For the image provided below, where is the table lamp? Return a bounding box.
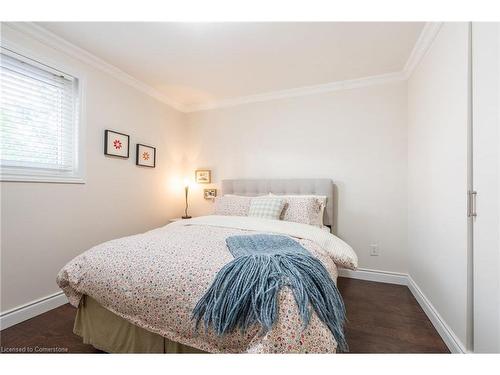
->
[182,178,192,219]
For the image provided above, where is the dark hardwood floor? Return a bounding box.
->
[338,278,448,353]
[0,278,449,354]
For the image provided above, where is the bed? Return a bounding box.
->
[57,178,357,353]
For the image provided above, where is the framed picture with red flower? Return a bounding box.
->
[136,144,156,168]
[104,130,130,158]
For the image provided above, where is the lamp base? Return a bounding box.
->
[181,216,192,219]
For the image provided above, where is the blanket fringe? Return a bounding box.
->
[192,252,348,352]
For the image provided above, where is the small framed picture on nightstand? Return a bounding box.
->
[204,188,217,199]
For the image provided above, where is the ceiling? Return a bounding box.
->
[38,22,425,110]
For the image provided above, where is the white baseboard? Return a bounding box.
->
[407,276,467,353]
[0,291,68,331]
[339,267,408,285]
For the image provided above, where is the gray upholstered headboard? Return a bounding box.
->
[221,179,334,227]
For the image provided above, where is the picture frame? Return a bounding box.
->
[136,144,156,168]
[104,130,130,158]
[204,188,217,200]
[195,170,211,184]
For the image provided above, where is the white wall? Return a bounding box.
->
[407,23,470,350]
[186,81,408,273]
[0,25,187,312]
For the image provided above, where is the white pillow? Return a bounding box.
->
[248,196,286,220]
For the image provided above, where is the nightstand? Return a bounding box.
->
[168,217,192,223]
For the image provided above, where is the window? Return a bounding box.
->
[0,47,84,183]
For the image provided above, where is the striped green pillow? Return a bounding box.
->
[248,196,285,220]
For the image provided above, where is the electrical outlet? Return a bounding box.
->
[369,244,379,256]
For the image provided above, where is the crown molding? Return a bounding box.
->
[184,22,443,112]
[3,22,187,112]
[402,22,443,79]
[183,71,407,112]
[4,22,443,114]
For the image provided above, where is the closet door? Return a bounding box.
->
[472,22,500,353]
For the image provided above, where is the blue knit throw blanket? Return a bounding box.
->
[192,234,348,352]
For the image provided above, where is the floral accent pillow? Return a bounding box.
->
[278,196,324,226]
[213,195,253,216]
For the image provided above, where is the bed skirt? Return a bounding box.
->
[74,295,206,353]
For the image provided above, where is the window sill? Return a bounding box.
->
[0,173,85,184]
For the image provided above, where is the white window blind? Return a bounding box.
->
[0,47,83,183]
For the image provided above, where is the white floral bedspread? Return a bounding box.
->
[57,215,357,353]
